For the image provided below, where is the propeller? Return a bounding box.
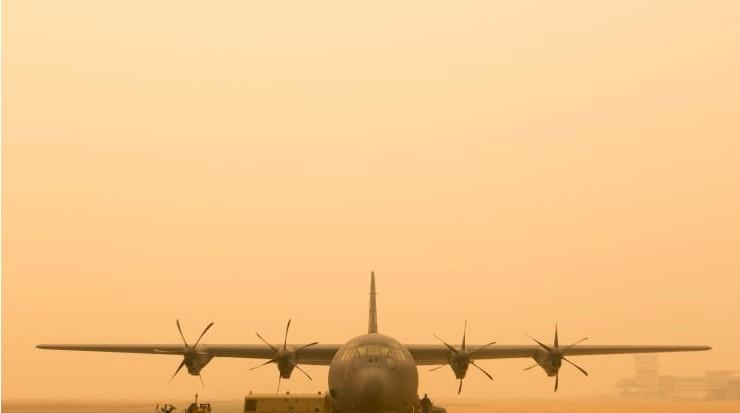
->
[524,323,589,392]
[251,319,318,393]
[429,320,496,394]
[168,319,214,385]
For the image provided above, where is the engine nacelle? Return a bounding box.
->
[531,351,562,377]
[524,325,589,391]
[252,319,319,386]
[429,321,496,395]
[275,350,298,378]
[184,351,213,376]
[447,354,471,379]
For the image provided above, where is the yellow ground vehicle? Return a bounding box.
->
[244,392,329,413]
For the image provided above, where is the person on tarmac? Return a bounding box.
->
[420,393,432,413]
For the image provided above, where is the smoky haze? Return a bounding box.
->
[3,0,740,402]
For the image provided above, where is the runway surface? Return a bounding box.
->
[4,399,740,413]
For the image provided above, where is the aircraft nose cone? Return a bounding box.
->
[364,375,383,400]
[354,368,387,412]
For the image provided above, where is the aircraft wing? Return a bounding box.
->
[406,344,711,365]
[38,343,711,366]
[36,344,341,365]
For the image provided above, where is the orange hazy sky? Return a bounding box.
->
[3,0,740,401]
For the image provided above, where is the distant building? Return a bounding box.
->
[705,371,740,400]
[615,355,740,400]
[616,355,661,398]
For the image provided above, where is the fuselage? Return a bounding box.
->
[328,333,418,413]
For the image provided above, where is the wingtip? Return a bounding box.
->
[691,345,713,351]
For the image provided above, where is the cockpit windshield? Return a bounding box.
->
[337,342,408,361]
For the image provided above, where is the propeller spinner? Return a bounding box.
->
[429,320,496,394]
[250,319,318,393]
[524,323,589,392]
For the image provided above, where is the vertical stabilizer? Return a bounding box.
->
[368,271,378,333]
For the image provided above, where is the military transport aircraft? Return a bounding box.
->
[38,272,710,413]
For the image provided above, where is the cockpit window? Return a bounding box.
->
[338,346,357,361]
[357,344,386,356]
[389,344,408,361]
[341,343,408,360]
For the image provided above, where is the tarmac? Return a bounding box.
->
[4,399,740,413]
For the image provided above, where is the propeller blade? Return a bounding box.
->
[295,364,313,381]
[433,333,459,354]
[469,341,497,356]
[461,320,467,352]
[170,359,187,382]
[562,337,589,353]
[458,378,463,394]
[526,334,553,352]
[295,342,319,353]
[283,319,291,350]
[276,376,282,394]
[176,320,189,347]
[562,356,589,376]
[255,332,278,352]
[523,364,539,371]
[429,365,447,372]
[554,322,559,349]
[198,374,205,387]
[193,322,214,347]
[470,361,493,380]
[250,358,276,370]
[554,373,559,392]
